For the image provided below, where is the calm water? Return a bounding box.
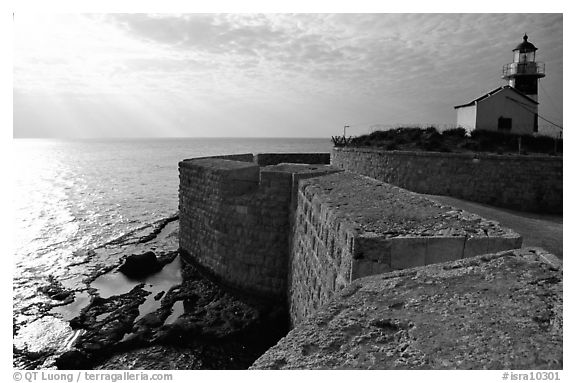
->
[12,138,332,322]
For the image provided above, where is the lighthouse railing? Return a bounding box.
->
[502,62,545,78]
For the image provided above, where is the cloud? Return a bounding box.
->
[13,13,562,138]
[108,14,284,56]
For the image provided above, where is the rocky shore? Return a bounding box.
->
[13,215,288,370]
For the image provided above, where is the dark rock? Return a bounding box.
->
[52,291,72,301]
[82,342,104,352]
[90,296,107,306]
[94,345,204,370]
[56,349,90,370]
[119,251,162,279]
[13,346,50,370]
[33,233,287,370]
[38,276,74,302]
[137,312,163,327]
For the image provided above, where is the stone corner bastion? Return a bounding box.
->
[178,153,336,300]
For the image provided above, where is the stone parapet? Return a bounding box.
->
[252,247,562,370]
[255,153,331,166]
[288,171,522,325]
[332,147,562,213]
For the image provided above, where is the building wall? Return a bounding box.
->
[475,88,537,135]
[331,147,562,214]
[456,104,477,133]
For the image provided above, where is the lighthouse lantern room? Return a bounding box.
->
[502,34,546,102]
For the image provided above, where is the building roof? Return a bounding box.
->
[514,34,538,52]
[454,85,539,109]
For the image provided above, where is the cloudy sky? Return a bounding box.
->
[13,13,563,138]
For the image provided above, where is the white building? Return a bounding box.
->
[455,34,545,135]
[454,85,538,135]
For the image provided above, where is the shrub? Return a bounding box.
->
[442,127,467,138]
[347,127,562,155]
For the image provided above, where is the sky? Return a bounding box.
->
[12,13,563,138]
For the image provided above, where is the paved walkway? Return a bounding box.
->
[425,195,563,260]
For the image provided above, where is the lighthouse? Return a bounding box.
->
[502,34,546,102]
[454,34,544,135]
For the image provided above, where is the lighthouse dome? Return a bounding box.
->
[514,34,537,52]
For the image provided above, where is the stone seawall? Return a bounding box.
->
[255,153,330,166]
[332,147,562,214]
[179,153,525,324]
[289,179,356,325]
[178,152,561,369]
[178,154,338,299]
[289,171,522,326]
[190,152,331,167]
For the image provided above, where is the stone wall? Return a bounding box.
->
[332,147,562,214]
[288,171,522,326]
[178,152,560,369]
[178,154,338,300]
[189,152,330,167]
[255,153,331,166]
[179,153,525,326]
[288,181,356,325]
[252,247,563,370]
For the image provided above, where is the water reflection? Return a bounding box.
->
[49,291,91,321]
[164,300,184,325]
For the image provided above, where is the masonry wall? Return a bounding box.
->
[288,171,522,326]
[179,158,287,298]
[332,147,562,214]
[255,153,331,166]
[179,152,525,327]
[252,247,563,370]
[178,154,336,300]
[288,183,356,325]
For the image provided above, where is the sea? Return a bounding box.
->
[11,137,332,355]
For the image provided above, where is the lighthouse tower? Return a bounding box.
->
[502,34,545,102]
[455,34,544,135]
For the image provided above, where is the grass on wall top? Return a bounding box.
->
[338,127,562,156]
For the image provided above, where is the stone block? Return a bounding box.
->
[425,236,465,265]
[354,235,391,264]
[463,236,491,258]
[351,259,392,279]
[234,205,248,215]
[389,237,427,270]
[487,234,523,253]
